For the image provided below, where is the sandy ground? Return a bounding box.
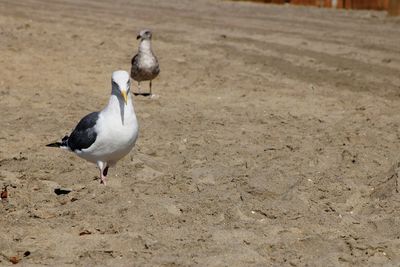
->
[1,0,400,266]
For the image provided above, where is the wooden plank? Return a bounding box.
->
[388,0,400,15]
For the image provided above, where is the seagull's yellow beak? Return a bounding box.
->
[121,90,128,105]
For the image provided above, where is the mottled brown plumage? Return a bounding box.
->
[130,29,159,96]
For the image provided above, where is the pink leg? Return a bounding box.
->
[100,171,107,185]
[97,161,108,185]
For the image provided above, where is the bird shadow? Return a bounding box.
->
[133,92,152,97]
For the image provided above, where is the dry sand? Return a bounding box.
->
[1,0,400,266]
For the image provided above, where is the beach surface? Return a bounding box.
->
[1,0,400,265]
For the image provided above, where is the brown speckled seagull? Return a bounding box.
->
[130,29,160,97]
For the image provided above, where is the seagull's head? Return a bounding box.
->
[111,70,131,105]
[137,29,152,41]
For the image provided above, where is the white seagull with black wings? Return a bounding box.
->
[47,70,139,185]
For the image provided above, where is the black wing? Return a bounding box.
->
[67,112,99,151]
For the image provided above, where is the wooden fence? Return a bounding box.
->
[251,0,400,15]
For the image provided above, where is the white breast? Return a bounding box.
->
[141,54,157,69]
[139,40,157,69]
[77,94,138,164]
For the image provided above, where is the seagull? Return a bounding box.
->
[46,70,139,185]
[131,29,160,97]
